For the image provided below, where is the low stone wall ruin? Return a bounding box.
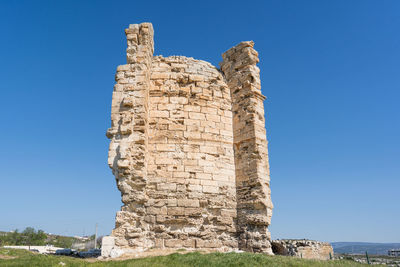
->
[272,239,334,260]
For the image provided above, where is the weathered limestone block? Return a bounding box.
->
[101,236,125,258]
[106,22,273,255]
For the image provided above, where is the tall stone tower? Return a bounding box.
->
[106,22,273,255]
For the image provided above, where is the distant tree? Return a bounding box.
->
[52,236,74,248]
[31,229,47,245]
[22,227,36,246]
[10,229,22,245]
[22,227,35,235]
[0,227,47,246]
[0,227,79,248]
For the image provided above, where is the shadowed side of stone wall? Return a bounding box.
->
[220,41,273,254]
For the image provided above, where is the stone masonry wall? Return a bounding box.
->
[107,22,272,254]
[272,240,334,260]
[107,23,154,249]
[220,42,273,253]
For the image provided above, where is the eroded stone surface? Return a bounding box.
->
[106,22,273,254]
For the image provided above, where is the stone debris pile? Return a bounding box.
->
[272,239,334,260]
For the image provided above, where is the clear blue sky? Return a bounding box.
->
[0,0,399,242]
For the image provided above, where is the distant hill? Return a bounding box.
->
[0,228,94,249]
[331,242,400,255]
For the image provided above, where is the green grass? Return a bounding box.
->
[0,248,376,267]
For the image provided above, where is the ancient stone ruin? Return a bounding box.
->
[106,22,273,255]
[272,240,334,260]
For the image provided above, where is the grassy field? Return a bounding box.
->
[0,248,376,267]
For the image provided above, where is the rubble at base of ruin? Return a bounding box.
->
[106,22,273,256]
[272,240,334,260]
